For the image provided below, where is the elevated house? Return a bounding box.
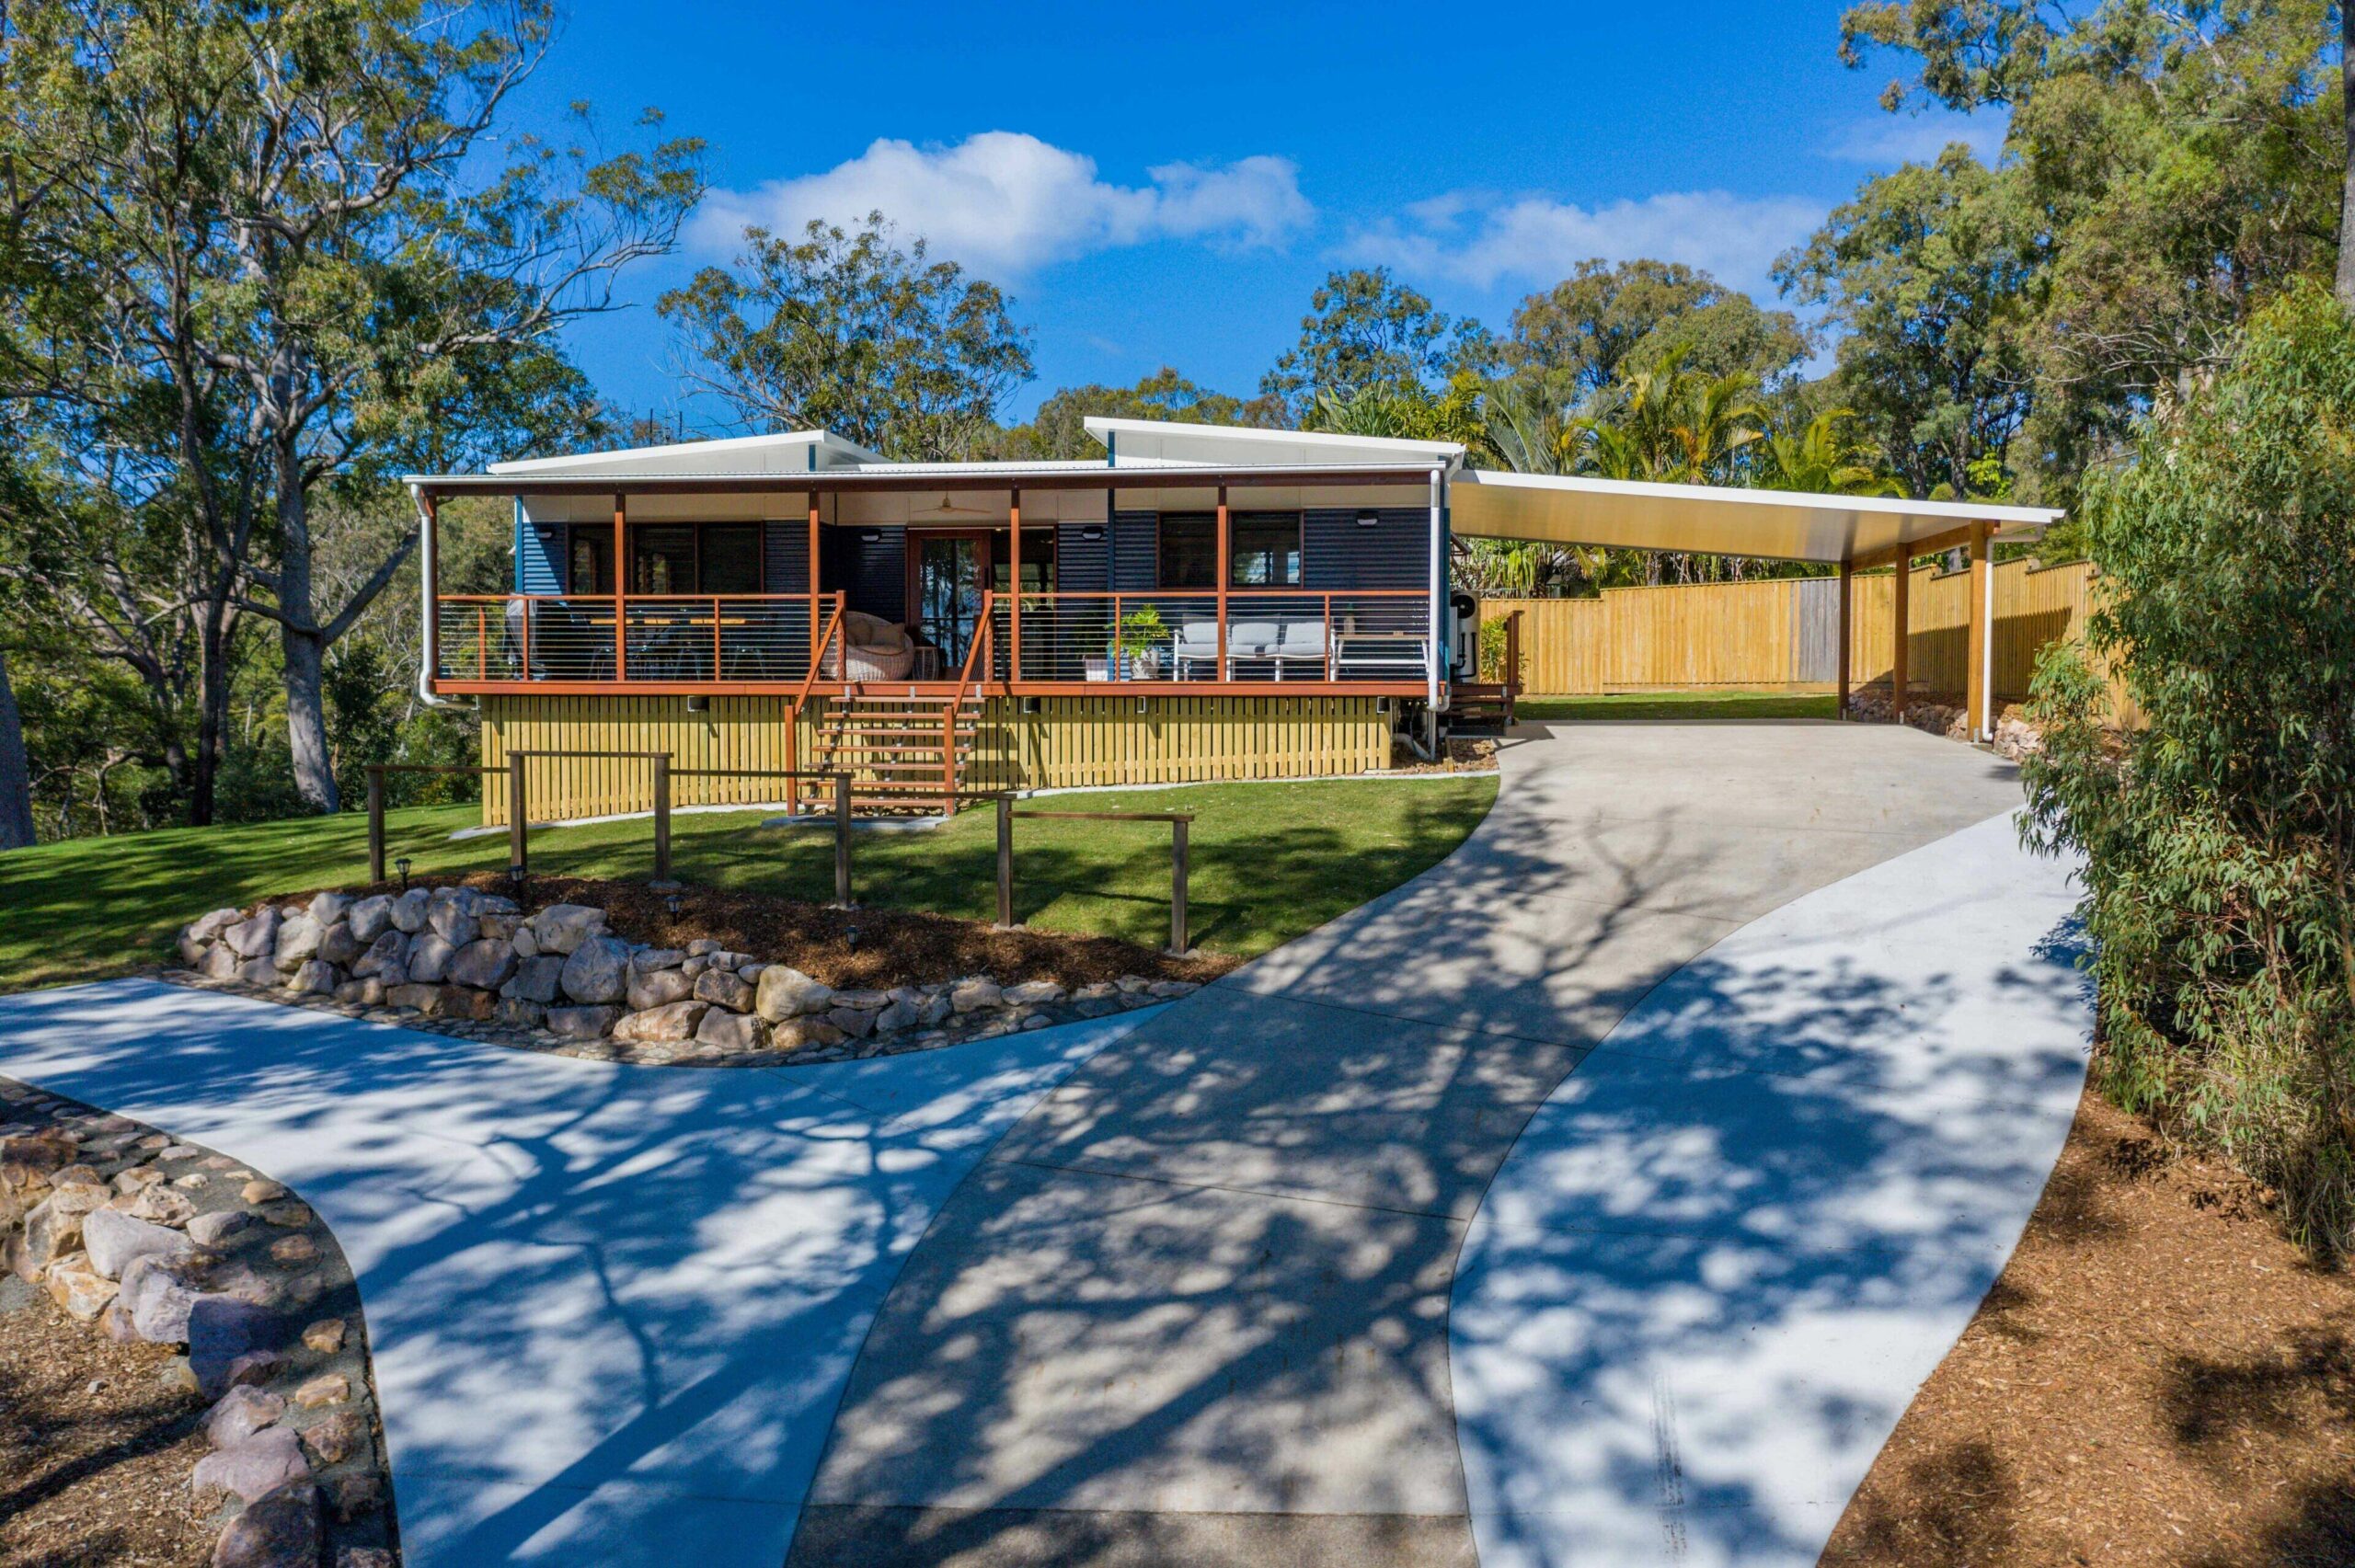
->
[405,418,2060,824]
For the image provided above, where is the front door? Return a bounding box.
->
[914,533,987,669]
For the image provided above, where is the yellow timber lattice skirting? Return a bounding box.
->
[477,693,1391,826]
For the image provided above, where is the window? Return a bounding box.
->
[568,532,610,595]
[1231,512,1302,586]
[632,525,695,594]
[700,524,764,595]
[1155,512,1302,589]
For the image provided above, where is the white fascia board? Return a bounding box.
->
[1084,416,1465,469]
[487,429,885,476]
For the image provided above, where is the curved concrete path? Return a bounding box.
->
[787,722,2088,1567]
[0,981,1155,1564]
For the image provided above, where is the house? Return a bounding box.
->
[404,418,2061,824]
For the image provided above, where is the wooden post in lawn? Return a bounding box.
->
[366,767,386,883]
[1168,817,1189,957]
[1891,553,1910,721]
[651,755,672,886]
[507,751,529,877]
[995,795,1014,929]
[833,773,852,907]
[1835,562,1853,719]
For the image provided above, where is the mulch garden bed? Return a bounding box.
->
[0,1278,213,1568]
[326,874,1240,993]
[1823,1082,2355,1567]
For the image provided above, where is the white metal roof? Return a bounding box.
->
[1084,416,1463,470]
[486,429,887,476]
[1452,469,2062,565]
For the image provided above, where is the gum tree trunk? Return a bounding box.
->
[275,452,339,815]
[2340,4,2355,307]
[0,642,36,848]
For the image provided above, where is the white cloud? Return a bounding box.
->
[1825,110,2009,167]
[1347,189,1829,299]
[692,132,1314,274]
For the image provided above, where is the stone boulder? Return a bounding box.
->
[754,966,833,1022]
[305,891,351,929]
[694,1009,764,1052]
[546,1004,621,1039]
[428,899,479,947]
[501,955,566,1006]
[1004,979,1066,1006]
[12,1186,104,1280]
[949,978,1002,1013]
[350,931,408,979]
[286,960,337,996]
[446,938,517,991]
[204,1385,287,1448]
[198,944,242,980]
[694,968,755,1013]
[626,966,693,1013]
[559,935,631,1003]
[83,1207,192,1279]
[188,1209,255,1248]
[188,908,244,944]
[612,1001,707,1044]
[534,903,609,956]
[345,895,394,943]
[192,1426,310,1504]
[631,946,686,973]
[388,887,430,933]
[120,1252,215,1343]
[384,982,444,1014]
[316,921,366,967]
[225,908,281,959]
[212,1480,325,1568]
[272,913,323,968]
[190,1296,284,1396]
[45,1255,119,1319]
[407,933,456,984]
[770,1017,847,1053]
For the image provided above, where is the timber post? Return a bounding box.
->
[833,773,852,907]
[366,767,386,883]
[995,794,1014,929]
[1892,554,1911,721]
[507,751,528,878]
[1835,562,1853,719]
[651,755,672,886]
[1168,817,1189,957]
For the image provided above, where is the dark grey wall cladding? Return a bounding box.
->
[764,521,811,596]
[828,525,907,621]
[1053,512,1159,594]
[1304,508,1426,590]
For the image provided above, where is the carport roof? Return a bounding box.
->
[1451,468,2062,566]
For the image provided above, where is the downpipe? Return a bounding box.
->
[411,485,467,712]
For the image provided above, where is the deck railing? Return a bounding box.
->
[984,589,1431,686]
[433,588,1433,690]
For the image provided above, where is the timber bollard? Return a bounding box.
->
[833,773,853,907]
[995,794,1015,928]
[651,756,673,886]
[507,752,528,878]
[366,767,386,884]
[1169,818,1189,957]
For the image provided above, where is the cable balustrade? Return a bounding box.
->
[984,589,1432,687]
[431,589,1432,692]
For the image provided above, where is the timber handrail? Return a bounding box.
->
[939,590,994,811]
[789,593,851,811]
[989,791,1195,956]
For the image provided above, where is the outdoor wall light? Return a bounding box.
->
[394,856,411,890]
[1355,510,1380,528]
[1079,525,1105,542]
[859,531,883,544]
[685,694,710,713]
[1021,696,1041,715]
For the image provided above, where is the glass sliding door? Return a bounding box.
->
[915,533,986,669]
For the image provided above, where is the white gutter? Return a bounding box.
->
[411,485,454,709]
[1427,466,1447,714]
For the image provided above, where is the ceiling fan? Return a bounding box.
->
[911,493,998,522]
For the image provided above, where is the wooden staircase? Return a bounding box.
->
[1448,681,1517,731]
[800,693,982,817]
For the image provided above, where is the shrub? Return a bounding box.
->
[2022,282,2355,1254]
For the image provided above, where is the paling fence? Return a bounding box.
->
[1481,557,2136,719]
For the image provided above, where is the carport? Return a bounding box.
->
[1449,468,2064,738]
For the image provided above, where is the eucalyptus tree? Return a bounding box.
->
[1,0,704,813]
[661,213,1033,461]
[1260,268,1496,420]
[1505,258,1811,399]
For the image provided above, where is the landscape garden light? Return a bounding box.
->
[394,857,411,890]
[844,926,862,953]
[664,892,684,920]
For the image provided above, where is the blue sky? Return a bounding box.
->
[512,0,2002,429]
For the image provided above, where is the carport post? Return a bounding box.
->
[1891,553,1910,721]
[1966,521,1993,741]
[1834,564,1852,719]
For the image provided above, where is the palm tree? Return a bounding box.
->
[1563,346,1765,486]
[1757,409,1903,497]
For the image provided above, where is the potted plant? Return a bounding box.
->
[1112,604,1166,680]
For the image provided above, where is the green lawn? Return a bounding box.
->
[1514,690,1839,722]
[0,775,1496,993]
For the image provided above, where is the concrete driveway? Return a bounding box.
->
[0,981,1155,1565]
[787,721,2089,1567]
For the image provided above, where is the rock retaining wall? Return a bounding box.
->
[175,887,1196,1069]
[0,1080,396,1567]
[1845,689,2043,762]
